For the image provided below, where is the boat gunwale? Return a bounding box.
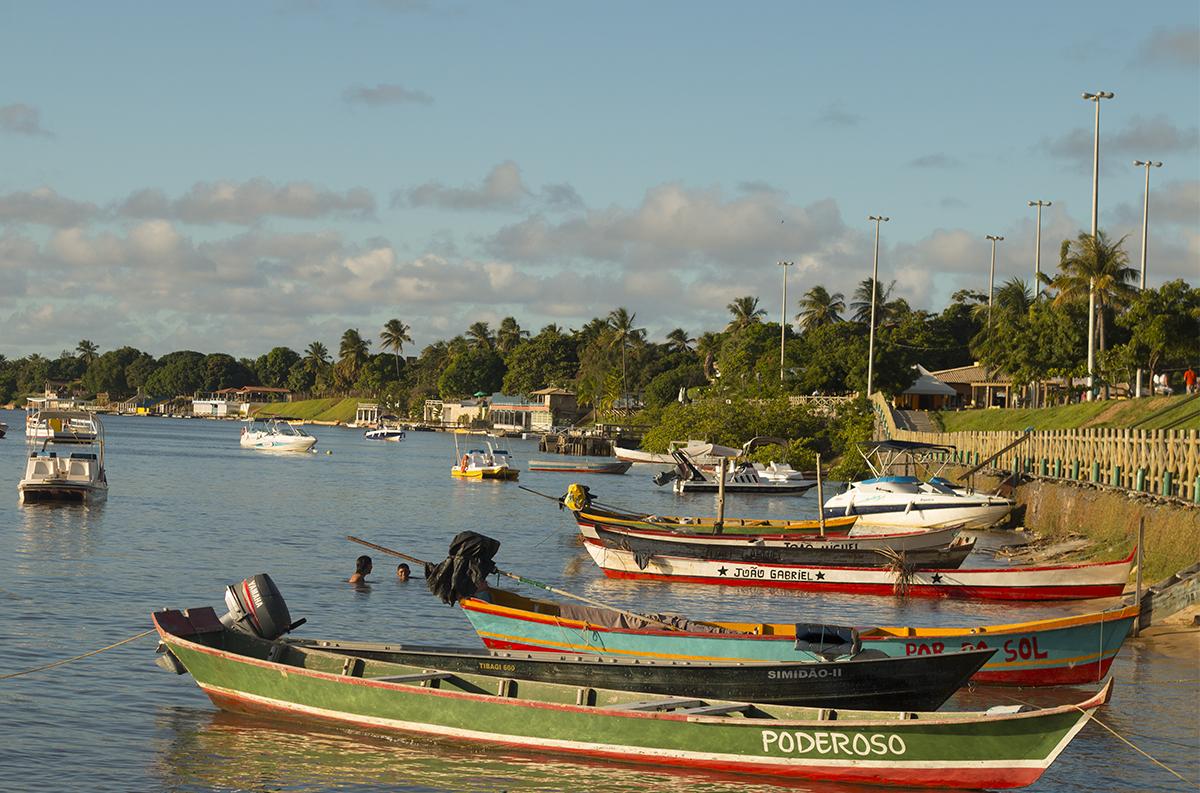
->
[578,519,959,544]
[152,611,1112,730]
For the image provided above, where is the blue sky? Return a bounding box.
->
[1,1,1197,359]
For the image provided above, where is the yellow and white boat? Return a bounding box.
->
[451,440,519,480]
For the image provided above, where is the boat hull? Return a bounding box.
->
[461,594,1138,687]
[155,611,1108,790]
[18,481,108,503]
[451,467,520,480]
[240,436,317,452]
[580,541,1135,601]
[823,499,1012,529]
[528,461,632,474]
[287,640,993,710]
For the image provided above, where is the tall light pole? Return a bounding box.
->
[986,235,1004,329]
[1133,159,1163,398]
[1027,200,1051,296]
[1082,91,1114,400]
[778,260,794,382]
[865,215,889,397]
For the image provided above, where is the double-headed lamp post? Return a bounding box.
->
[778,260,794,382]
[986,235,1004,329]
[1133,159,1163,398]
[865,215,889,397]
[1082,91,1114,399]
[1027,200,1051,296]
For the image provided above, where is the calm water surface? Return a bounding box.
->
[0,411,1196,792]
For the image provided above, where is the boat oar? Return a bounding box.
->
[346,535,689,633]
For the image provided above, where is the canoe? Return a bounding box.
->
[576,504,859,536]
[577,520,965,557]
[528,460,632,475]
[460,589,1139,686]
[580,540,1137,601]
[282,637,994,710]
[612,445,674,464]
[153,606,1111,789]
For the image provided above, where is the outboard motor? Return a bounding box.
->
[219,573,304,640]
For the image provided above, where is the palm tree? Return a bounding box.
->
[495,317,529,354]
[665,328,694,354]
[380,319,413,380]
[694,332,721,379]
[725,296,766,332]
[466,321,494,351]
[850,278,896,324]
[607,307,645,401]
[795,286,845,332]
[76,339,99,366]
[1050,230,1137,359]
[305,341,330,368]
[338,329,370,383]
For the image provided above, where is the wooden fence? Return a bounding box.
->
[871,393,1200,503]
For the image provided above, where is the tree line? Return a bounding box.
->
[1,231,1195,414]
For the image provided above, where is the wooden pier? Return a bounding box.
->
[538,434,613,456]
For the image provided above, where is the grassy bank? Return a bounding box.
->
[937,394,1200,432]
[253,397,360,423]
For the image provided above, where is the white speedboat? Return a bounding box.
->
[822,441,1014,529]
[364,427,406,442]
[18,410,108,503]
[240,419,317,452]
[451,437,519,480]
[656,448,817,496]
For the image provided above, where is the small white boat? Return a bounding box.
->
[19,410,108,503]
[657,447,817,495]
[823,441,1014,529]
[25,396,97,441]
[452,437,519,480]
[364,427,406,442]
[240,418,317,452]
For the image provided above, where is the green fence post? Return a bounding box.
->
[1040,457,1048,476]
[1135,468,1146,492]
[1071,460,1080,480]
[1162,471,1173,498]
[1054,459,1062,478]
[1091,461,1100,483]
[1195,476,1200,504]
[1111,465,1122,488]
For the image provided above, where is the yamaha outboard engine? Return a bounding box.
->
[219,573,303,640]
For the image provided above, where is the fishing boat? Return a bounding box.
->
[461,588,1139,687]
[363,427,406,441]
[18,410,108,503]
[452,438,519,480]
[528,460,632,475]
[572,501,860,537]
[612,445,674,464]
[152,584,1109,790]
[277,637,992,710]
[240,418,318,452]
[823,441,1014,529]
[578,520,974,568]
[579,541,1136,601]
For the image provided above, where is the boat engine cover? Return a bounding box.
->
[220,573,293,640]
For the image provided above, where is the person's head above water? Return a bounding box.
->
[349,555,373,583]
[396,563,410,581]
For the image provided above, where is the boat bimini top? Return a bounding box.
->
[857,440,957,480]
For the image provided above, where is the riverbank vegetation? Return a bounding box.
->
[938,393,1200,432]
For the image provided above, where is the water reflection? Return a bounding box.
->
[153,707,919,793]
[16,500,103,562]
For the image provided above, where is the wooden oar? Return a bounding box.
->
[346,535,690,633]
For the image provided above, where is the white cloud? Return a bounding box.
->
[118,179,376,224]
[1135,26,1200,69]
[0,187,98,227]
[0,103,52,137]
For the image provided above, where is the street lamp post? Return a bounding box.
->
[1132,159,1163,398]
[866,215,889,397]
[1082,91,1114,400]
[1028,200,1051,296]
[778,260,794,382]
[986,235,1004,329]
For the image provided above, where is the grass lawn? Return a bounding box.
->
[937,393,1200,431]
[253,397,360,423]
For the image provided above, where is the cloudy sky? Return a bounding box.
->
[1,1,1197,359]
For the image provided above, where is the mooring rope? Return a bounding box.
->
[0,629,155,680]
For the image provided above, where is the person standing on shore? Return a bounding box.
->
[1184,367,1196,395]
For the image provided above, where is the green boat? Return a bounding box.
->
[153,602,1112,790]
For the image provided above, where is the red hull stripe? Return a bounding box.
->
[596,568,1127,601]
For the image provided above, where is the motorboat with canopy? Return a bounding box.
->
[18,410,108,503]
[239,418,318,452]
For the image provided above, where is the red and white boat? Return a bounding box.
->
[581,540,1136,601]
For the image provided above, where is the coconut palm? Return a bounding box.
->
[1049,230,1137,358]
[338,329,370,383]
[795,286,845,332]
[305,341,330,369]
[974,278,1034,328]
[725,296,766,332]
[607,307,645,400]
[380,319,413,380]
[466,321,494,351]
[665,328,694,354]
[694,332,721,379]
[75,339,99,366]
[496,317,529,355]
[850,278,897,324]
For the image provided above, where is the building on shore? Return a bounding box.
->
[490,388,579,433]
[192,386,292,418]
